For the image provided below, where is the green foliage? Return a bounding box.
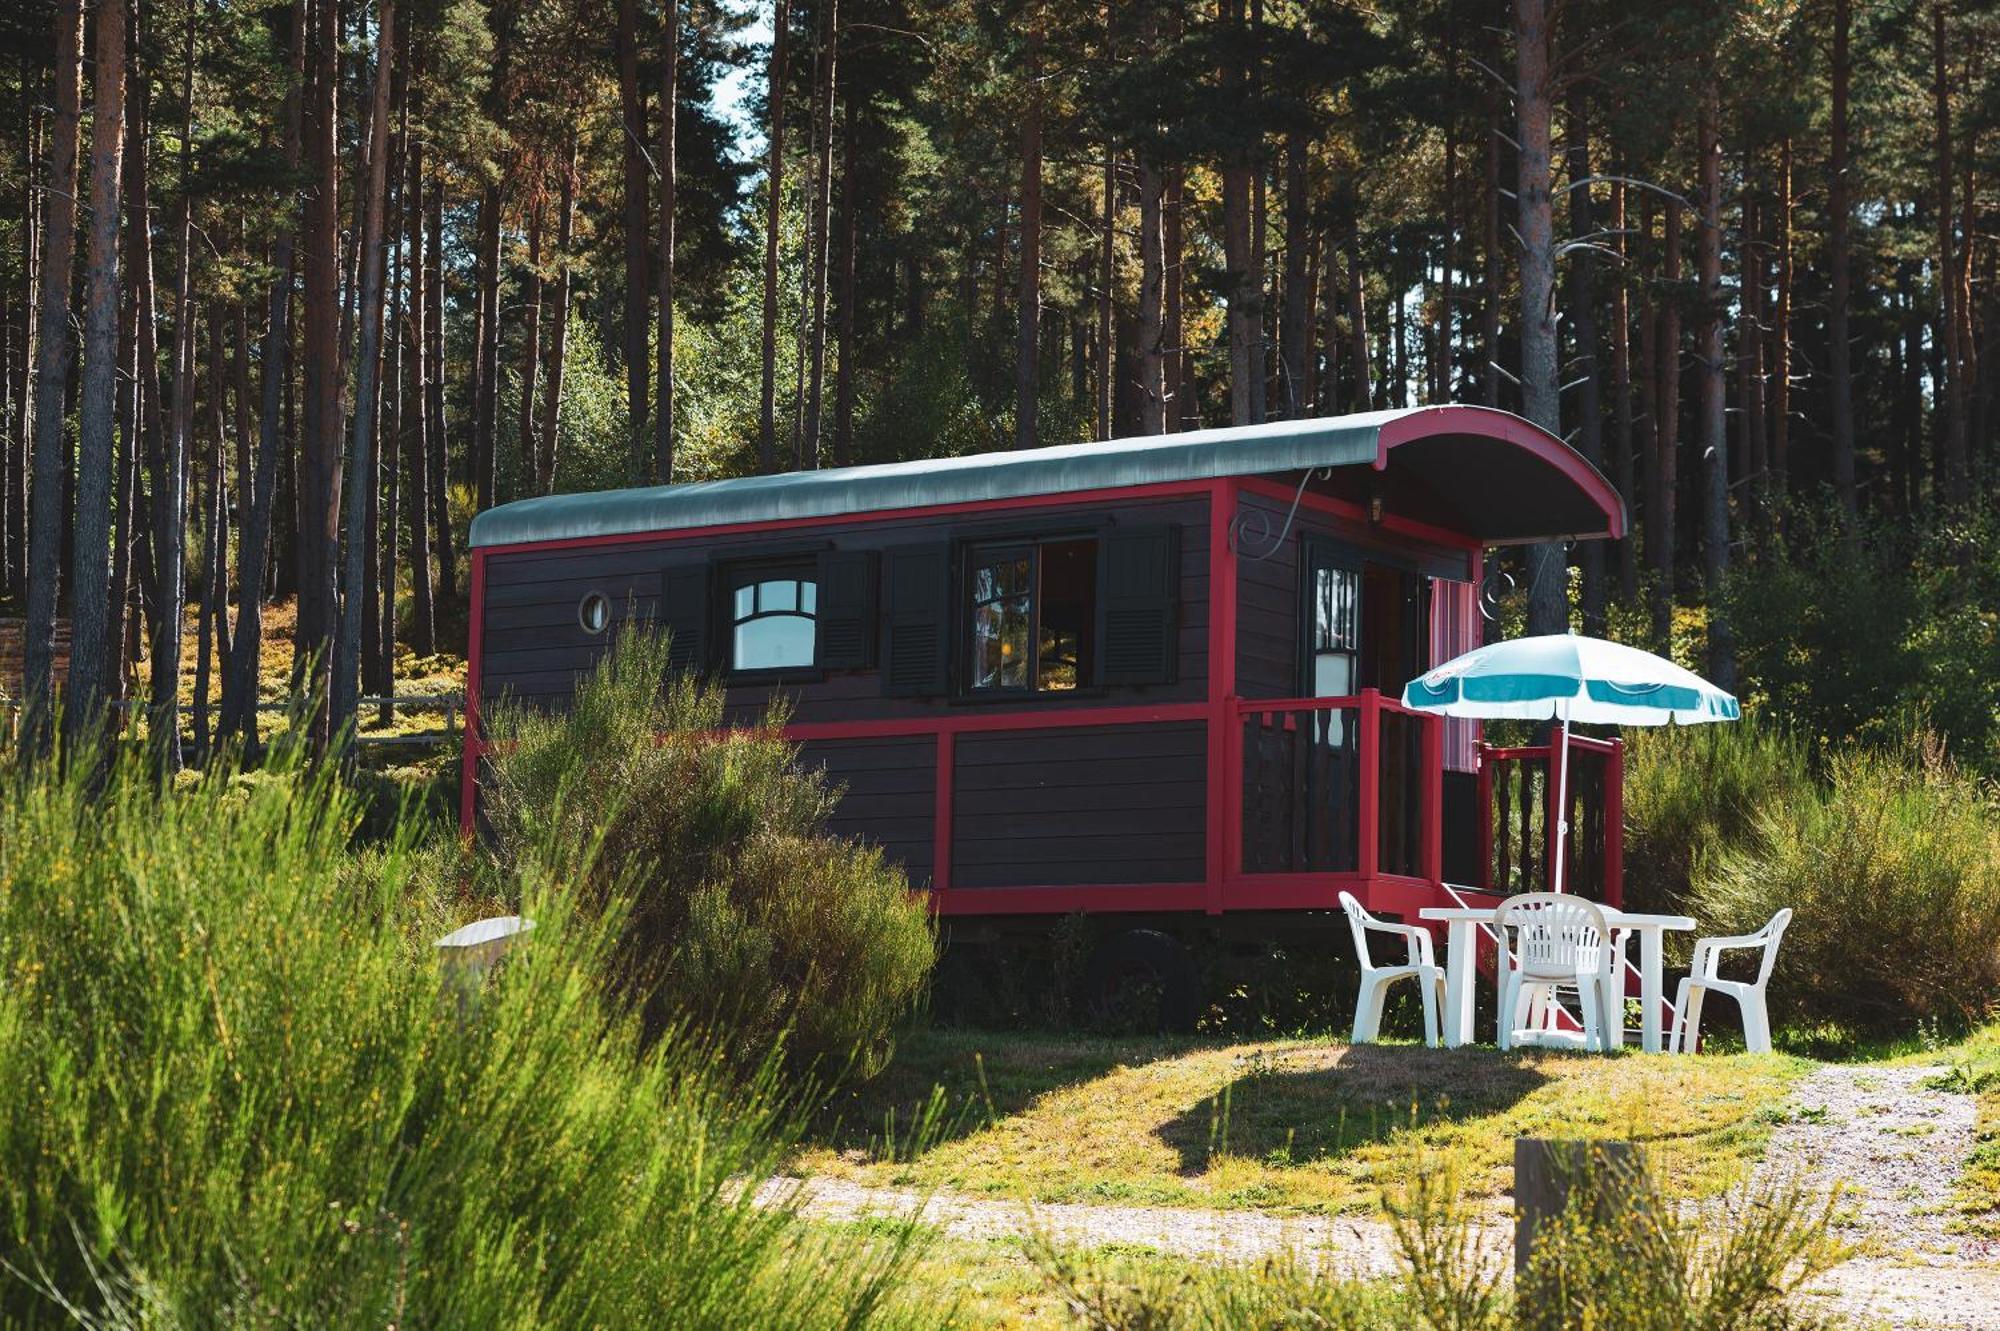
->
[1727,509,2000,778]
[1692,733,2000,1036]
[0,742,927,1326]
[479,628,936,1076]
[1620,719,1816,916]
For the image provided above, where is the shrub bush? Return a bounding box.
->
[1620,718,1815,916]
[479,627,935,1076]
[0,741,927,1326]
[1691,733,2000,1035]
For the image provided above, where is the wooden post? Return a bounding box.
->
[1514,1138,1648,1273]
[1475,742,1494,891]
[1421,710,1443,888]
[1604,737,1624,909]
[1358,688,1381,882]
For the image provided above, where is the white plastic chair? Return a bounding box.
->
[1495,893,1618,1053]
[1339,891,1445,1048]
[1670,909,1792,1055]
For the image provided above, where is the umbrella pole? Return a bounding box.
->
[1551,702,1572,894]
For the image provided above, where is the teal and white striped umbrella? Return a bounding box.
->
[1403,632,1739,726]
[1401,633,1739,892]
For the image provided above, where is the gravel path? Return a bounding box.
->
[1751,1062,1998,1329]
[772,1061,1994,1328]
[755,1175,1433,1277]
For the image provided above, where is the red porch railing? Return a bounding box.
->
[1475,732,1624,906]
[1232,688,1443,889]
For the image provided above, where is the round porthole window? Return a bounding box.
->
[578,591,611,636]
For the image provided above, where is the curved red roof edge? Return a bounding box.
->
[1373,404,1627,541]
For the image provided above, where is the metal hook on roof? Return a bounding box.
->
[1229,466,1332,561]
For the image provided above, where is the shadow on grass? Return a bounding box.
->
[807,1026,1222,1161]
[1155,1043,1551,1177]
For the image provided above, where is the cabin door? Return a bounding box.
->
[1301,540,1431,872]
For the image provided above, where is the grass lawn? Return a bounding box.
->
[802,1028,1805,1216]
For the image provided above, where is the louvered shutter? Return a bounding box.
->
[816,550,878,669]
[1098,526,1179,686]
[659,563,710,675]
[881,545,950,696]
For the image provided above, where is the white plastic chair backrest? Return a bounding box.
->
[1752,908,1793,986]
[1496,893,1608,981]
[1338,891,1381,968]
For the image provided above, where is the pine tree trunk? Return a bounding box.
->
[150,7,200,771]
[108,267,136,713]
[1697,76,1733,690]
[803,0,837,465]
[1221,0,1255,427]
[653,5,676,483]
[22,0,82,747]
[425,178,454,602]
[405,59,433,654]
[332,0,396,747]
[1013,26,1043,450]
[833,95,856,466]
[1741,188,1767,518]
[1165,169,1188,430]
[616,0,649,444]
[470,177,501,512]
[1097,153,1114,440]
[1828,0,1857,520]
[544,141,576,492]
[66,0,127,745]
[1565,87,1605,635]
[1318,227,1340,413]
[1652,195,1682,647]
[1513,0,1565,639]
[517,192,544,490]
[1610,176,1637,601]
[1279,135,1308,419]
[757,0,791,473]
[1137,151,1166,434]
[1931,0,1968,506]
[1482,82,1504,410]
[1770,134,1792,496]
[299,0,342,746]
[1348,237,1370,409]
[224,0,303,745]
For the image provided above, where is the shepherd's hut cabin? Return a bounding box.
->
[461,405,1629,1024]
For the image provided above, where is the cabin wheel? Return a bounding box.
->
[1082,929,1201,1034]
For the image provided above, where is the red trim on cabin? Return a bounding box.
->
[1375,406,1627,540]
[931,873,1445,918]
[782,700,1209,742]
[459,548,488,838]
[470,478,1220,558]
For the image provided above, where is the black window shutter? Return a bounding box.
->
[816,550,878,669]
[882,544,950,696]
[659,563,710,674]
[1099,526,1179,686]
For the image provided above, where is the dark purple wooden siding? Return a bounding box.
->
[950,722,1208,887]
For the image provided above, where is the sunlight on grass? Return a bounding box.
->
[800,1030,1804,1216]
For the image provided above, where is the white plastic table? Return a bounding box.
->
[1417,904,1696,1052]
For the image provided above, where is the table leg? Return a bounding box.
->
[1442,920,1476,1048]
[1640,927,1665,1053]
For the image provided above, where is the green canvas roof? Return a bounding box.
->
[469,405,1625,550]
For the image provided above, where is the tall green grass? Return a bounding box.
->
[0,741,926,1326]
[1695,734,2000,1035]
